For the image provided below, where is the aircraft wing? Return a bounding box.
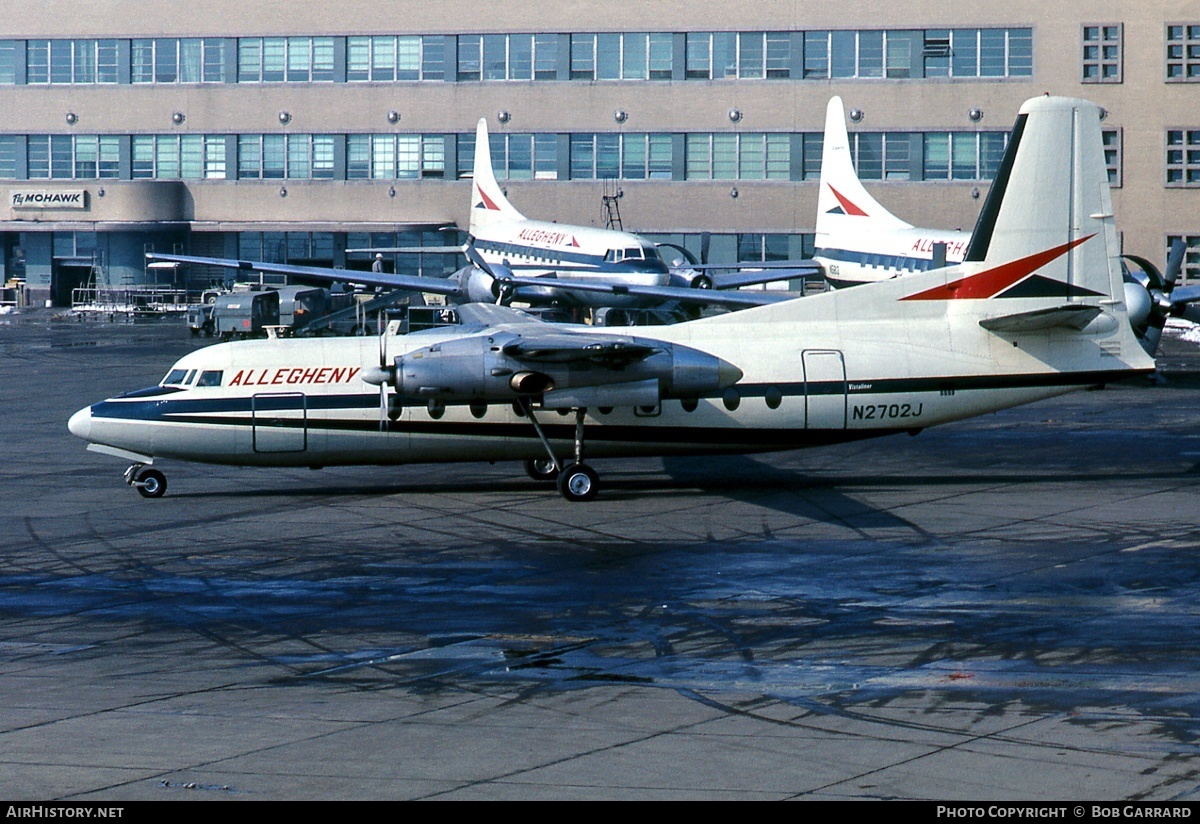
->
[344,246,466,255]
[144,252,466,298]
[497,274,797,308]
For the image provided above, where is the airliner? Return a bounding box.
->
[74,96,1155,502]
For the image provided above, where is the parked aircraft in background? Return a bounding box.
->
[75,97,1155,502]
[148,117,807,317]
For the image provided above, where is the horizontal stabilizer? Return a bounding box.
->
[979,304,1103,333]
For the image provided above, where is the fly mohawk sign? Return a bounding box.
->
[9,189,88,209]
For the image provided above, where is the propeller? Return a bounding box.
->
[462,242,518,305]
[1124,239,1186,357]
[359,309,396,430]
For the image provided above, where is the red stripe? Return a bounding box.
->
[900,234,1095,301]
[828,185,869,217]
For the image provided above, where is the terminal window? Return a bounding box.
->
[1166,130,1200,186]
[1166,24,1200,81]
[1082,24,1122,83]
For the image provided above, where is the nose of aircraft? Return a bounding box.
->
[68,406,92,440]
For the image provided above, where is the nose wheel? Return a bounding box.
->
[124,464,167,498]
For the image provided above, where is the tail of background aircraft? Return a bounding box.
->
[815,96,911,245]
[469,118,525,235]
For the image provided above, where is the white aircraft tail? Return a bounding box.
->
[469,118,525,234]
[948,95,1124,306]
[815,96,910,244]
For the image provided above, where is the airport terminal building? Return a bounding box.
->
[0,1,1197,307]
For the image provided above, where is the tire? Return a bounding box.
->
[524,458,559,482]
[556,463,598,502]
[136,468,167,499]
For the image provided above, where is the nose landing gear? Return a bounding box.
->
[124,464,167,499]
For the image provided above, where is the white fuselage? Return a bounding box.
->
[815,226,971,288]
[68,267,1150,472]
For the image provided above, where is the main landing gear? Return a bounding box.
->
[518,401,599,502]
[124,463,167,499]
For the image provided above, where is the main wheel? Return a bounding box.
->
[135,468,167,499]
[556,463,598,502]
[524,458,559,482]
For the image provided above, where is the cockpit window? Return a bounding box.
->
[641,245,661,261]
[623,247,643,260]
[196,370,224,387]
[161,369,189,387]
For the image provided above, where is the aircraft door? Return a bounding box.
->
[802,350,847,429]
[252,392,308,453]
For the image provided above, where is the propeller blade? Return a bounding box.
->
[700,231,711,265]
[1164,239,1187,292]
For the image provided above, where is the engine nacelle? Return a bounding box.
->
[391,332,742,406]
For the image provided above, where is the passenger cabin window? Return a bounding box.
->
[196,370,224,387]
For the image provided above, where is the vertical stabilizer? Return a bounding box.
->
[469,118,525,234]
[963,96,1121,305]
[815,96,911,243]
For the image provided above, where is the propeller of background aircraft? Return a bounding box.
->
[1122,238,1187,356]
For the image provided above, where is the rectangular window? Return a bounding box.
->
[685,33,711,79]
[712,32,736,79]
[347,37,371,81]
[458,35,482,81]
[0,41,16,84]
[804,31,830,79]
[596,33,620,80]
[50,40,73,84]
[482,34,507,80]
[570,134,595,179]
[347,135,370,178]
[885,31,913,78]
[1102,127,1122,187]
[422,36,445,80]
[857,31,884,78]
[765,32,790,78]
[509,34,533,80]
[685,134,710,179]
[371,36,396,81]
[203,39,225,82]
[533,34,557,80]
[830,30,856,78]
[739,32,764,78]
[621,134,647,179]
[712,134,737,179]
[854,133,884,180]
[648,33,673,79]
[1083,24,1123,83]
[622,33,647,80]
[261,38,286,82]
[1167,24,1200,81]
[205,137,227,179]
[1166,129,1200,186]
[648,134,672,179]
[0,136,17,178]
[924,132,1008,181]
[571,34,595,80]
[396,135,420,179]
[155,39,178,83]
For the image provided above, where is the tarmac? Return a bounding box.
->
[2,308,1200,801]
